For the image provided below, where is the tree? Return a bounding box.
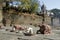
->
[19,0,40,13]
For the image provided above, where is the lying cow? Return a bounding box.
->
[36,24,52,34]
[11,25,25,32]
[24,27,33,36]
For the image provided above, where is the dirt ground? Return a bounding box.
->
[0,25,60,40]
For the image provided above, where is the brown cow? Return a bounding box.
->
[11,25,26,32]
[36,24,52,34]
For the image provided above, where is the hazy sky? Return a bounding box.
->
[39,0,60,10]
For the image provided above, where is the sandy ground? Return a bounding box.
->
[0,25,60,40]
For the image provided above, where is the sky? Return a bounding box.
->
[39,0,60,10]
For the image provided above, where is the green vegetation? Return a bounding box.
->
[18,0,40,13]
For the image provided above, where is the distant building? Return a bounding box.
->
[47,11,54,17]
[9,1,21,7]
[2,1,21,8]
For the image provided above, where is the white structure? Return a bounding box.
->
[47,11,54,17]
[50,12,54,17]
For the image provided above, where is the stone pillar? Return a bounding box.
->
[51,17,53,26]
[59,18,60,24]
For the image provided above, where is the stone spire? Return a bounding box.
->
[41,4,46,14]
[41,4,47,24]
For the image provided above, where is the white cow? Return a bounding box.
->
[27,27,33,34]
[24,27,33,36]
